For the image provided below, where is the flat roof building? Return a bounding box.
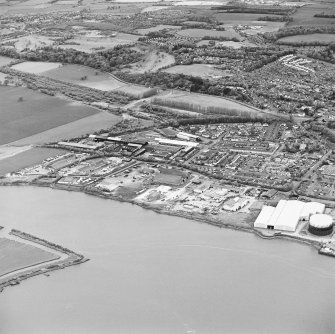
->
[154,138,199,148]
[254,200,326,232]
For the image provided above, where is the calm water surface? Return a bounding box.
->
[0,186,335,334]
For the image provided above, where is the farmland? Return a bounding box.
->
[40,64,125,90]
[34,63,157,98]
[0,237,59,277]
[0,56,15,66]
[0,147,65,175]
[0,86,98,145]
[7,111,122,146]
[278,33,335,45]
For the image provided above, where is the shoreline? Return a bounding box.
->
[1,181,333,260]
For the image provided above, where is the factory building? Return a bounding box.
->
[154,138,199,148]
[254,200,325,232]
[308,214,333,236]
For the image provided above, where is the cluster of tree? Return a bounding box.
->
[306,44,335,64]
[172,44,295,71]
[115,71,251,102]
[138,31,174,41]
[257,15,292,22]
[171,115,274,127]
[201,36,240,42]
[284,141,322,153]
[279,40,335,47]
[212,5,294,15]
[264,25,335,41]
[244,49,294,71]
[314,13,335,18]
[0,45,142,71]
[310,123,335,142]
[2,67,130,105]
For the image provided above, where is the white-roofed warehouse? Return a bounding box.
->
[254,200,325,232]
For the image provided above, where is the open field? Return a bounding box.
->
[0,86,98,145]
[37,64,156,97]
[8,34,54,52]
[127,51,175,73]
[0,237,59,277]
[41,64,124,90]
[278,33,335,44]
[0,147,65,175]
[58,33,140,53]
[152,91,262,116]
[11,61,62,74]
[177,28,241,40]
[7,111,122,146]
[141,6,169,13]
[288,3,335,27]
[241,21,286,35]
[163,64,230,79]
[0,55,15,66]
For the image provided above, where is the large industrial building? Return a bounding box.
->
[254,200,325,232]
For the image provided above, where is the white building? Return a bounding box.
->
[223,197,248,212]
[154,138,199,148]
[254,200,325,232]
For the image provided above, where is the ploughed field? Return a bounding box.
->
[0,86,98,145]
[0,238,59,277]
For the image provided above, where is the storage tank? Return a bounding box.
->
[308,214,333,236]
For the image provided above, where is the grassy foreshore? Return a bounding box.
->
[1,180,332,261]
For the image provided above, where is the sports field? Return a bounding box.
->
[0,86,98,145]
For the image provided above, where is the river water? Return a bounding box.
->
[0,186,335,334]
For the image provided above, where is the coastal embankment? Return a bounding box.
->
[0,229,89,293]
